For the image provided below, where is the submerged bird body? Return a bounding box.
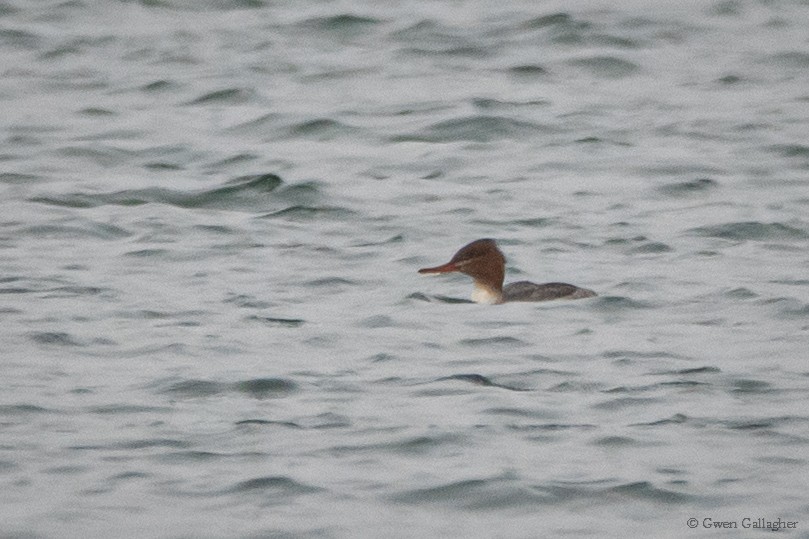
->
[418,238,596,304]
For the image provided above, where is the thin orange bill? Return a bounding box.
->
[418,262,459,274]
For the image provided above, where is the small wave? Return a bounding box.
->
[233,378,298,399]
[591,296,654,310]
[458,336,528,347]
[724,287,758,299]
[607,481,690,503]
[0,28,41,49]
[0,404,54,415]
[356,315,395,328]
[656,366,721,375]
[522,12,575,30]
[398,43,490,59]
[42,285,109,298]
[110,472,161,481]
[113,438,191,450]
[185,88,253,105]
[330,433,463,456]
[629,241,672,254]
[472,98,551,110]
[388,18,490,56]
[391,477,544,509]
[206,152,260,168]
[29,331,83,347]
[474,216,555,228]
[18,222,132,240]
[305,277,357,287]
[158,378,298,399]
[567,56,640,78]
[258,205,354,220]
[548,380,605,392]
[245,315,305,328]
[0,172,44,184]
[730,378,772,394]
[592,436,640,447]
[113,309,199,320]
[657,177,719,195]
[659,380,708,388]
[0,286,32,294]
[603,350,685,361]
[406,292,431,302]
[140,79,173,92]
[538,479,694,504]
[633,413,689,427]
[56,145,135,167]
[717,73,743,85]
[506,423,596,432]
[369,353,396,362]
[778,302,809,318]
[760,51,809,68]
[161,379,227,397]
[484,408,549,419]
[392,115,552,143]
[175,0,267,11]
[769,143,809,159]
[771,278,809,286]
[722,417,807,433]
[388,19,443,40]
[283,118,364,140]
[88,404,170,415]
[306,413,352,430]
[388,435,458,454]
[228,475,320,496]
[522,12,637,48]
[689,221,809,241]
[156,451,227,463]
[235,419,302,428]
[298,14,382,33]
[440,373,495,386]
[391,475,691,510]
[436,374,529,391]
[723,419,777,430]
[31,173,287,212]
[71,438,190,451]
[507,64,548,77]
[226,112,282,135]
[143,162,183,171]
[593,397,659,410]
[407,292,474,304]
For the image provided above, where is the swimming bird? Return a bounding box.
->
[418,238,596,304]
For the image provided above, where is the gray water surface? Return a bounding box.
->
[2,1,809,537]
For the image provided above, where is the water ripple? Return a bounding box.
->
[158,378,298,399]
[567,56,640,78]
[392,115,553,143]
[689,221,809,241]
[228,476,320,496]
[30,173,289,212]
[435,374,529,392]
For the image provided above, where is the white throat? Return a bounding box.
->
[471,282,502,304]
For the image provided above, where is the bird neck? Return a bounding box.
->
[471,281,504,304]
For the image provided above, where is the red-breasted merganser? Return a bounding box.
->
[418,238,596,304]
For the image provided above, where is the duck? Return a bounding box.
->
[418,238,596,304]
